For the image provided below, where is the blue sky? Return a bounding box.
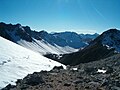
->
[0,0,120,34]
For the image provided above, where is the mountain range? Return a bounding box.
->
[0,22,98,55]
[1,22,120,66]
[1,22,120,89]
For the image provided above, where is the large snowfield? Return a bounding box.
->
[0,36,65,89]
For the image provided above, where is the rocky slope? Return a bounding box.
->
[59,29,120,65]
[92,29,120,52]
[3,53,120,90]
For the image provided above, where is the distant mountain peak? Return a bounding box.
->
[104,28,119,33]
[91,29,120,52]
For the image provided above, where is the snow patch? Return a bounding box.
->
[97,69,106,73]
[72,68,78,71]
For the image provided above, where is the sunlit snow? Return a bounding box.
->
[0,36,66,89]
[17,39,78,55]
[97,69,106,73]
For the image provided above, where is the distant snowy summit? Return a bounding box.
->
[0,22,98,54]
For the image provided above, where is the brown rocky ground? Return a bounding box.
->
[2,54,120,90]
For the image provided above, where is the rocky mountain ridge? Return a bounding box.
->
[0,22,98,55]
[59,29,120,65]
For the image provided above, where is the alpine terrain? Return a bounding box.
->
[0,22,98,55]
[3,29,120,90]
[1,22,120,90]
[0,36,65,89]
[59,29,120,65]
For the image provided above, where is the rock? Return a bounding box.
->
[23,74,45,86]
[16,79,22,84]
[73,79,83,84]
[64,83,71,86]
[20,84,29,90]
[66,65,71,70]
[1,84,15,90]
[83,78,91,83]
[101,79,109,86]
[106,67,114,74]
[115,80,120,87]
[52,66,64,70]
[84,67,97,74]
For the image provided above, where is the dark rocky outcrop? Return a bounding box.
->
[52,66,64,70]
[22,74,45,86]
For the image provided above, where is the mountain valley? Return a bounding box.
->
[1,22,120,90]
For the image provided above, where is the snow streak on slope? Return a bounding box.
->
[0,37,66,89]
[17,39,78,55]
